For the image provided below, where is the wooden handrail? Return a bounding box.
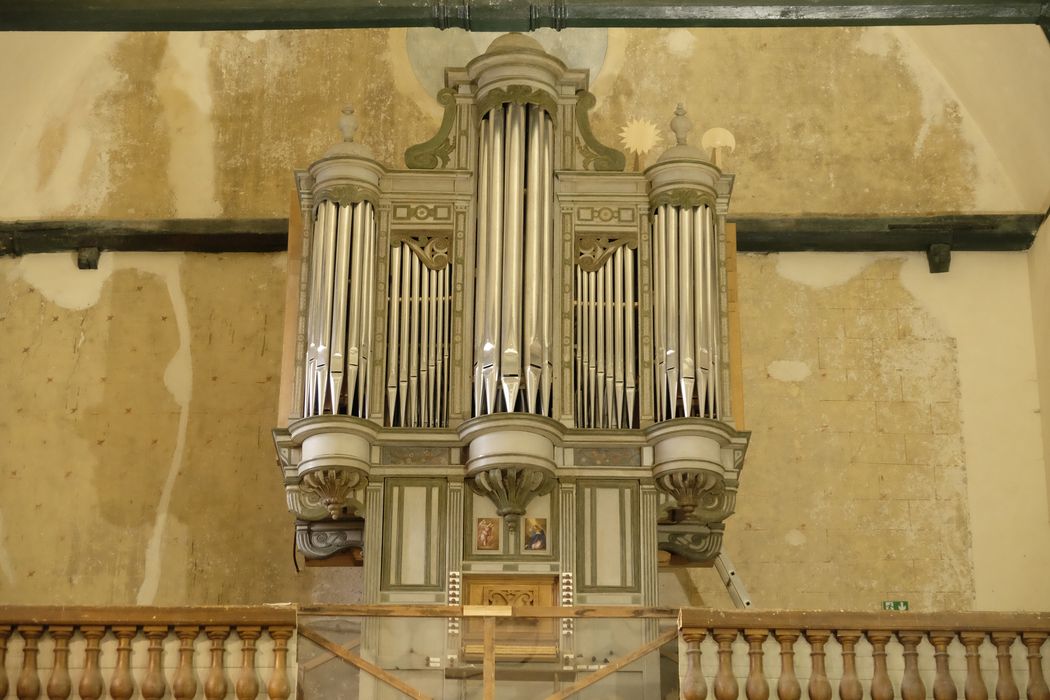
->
[679,609,1050,633]
[0,605,297,627]
[299,604,679,618]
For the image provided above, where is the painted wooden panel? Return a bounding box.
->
[577,480,641,592]
[382,478,446,590]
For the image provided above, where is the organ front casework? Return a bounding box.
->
[272,33,750,696]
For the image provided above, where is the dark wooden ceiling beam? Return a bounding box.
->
[1,213,1043,259]
[1,1,1048,32]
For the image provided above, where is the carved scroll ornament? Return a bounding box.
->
[576,232,637,272]
[476,85,558,122]
[392,231,452,270]
[574,90,626,172]
[405,88,458,170]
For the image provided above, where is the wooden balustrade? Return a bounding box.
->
[0,607,295,700]
[680,611,1050,700]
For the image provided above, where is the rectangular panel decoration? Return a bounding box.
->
[577,480,640,592]
[381,479,446,590]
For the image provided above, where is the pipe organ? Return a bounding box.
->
[273,32,750,696]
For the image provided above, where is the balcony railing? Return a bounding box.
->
[1,605,1048,699]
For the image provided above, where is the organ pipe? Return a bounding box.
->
[473,102,555,417]
[303,200,377,418]
[384,241,453,427]
[651,203,721,421]
[573,246,639,429]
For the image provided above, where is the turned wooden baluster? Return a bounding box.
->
[236,626,261,700]
[868,631,895,700]
[775,630,801,700]
[992,633,1020,700]
[141,626,169,700]
[108,626,136,700]
[204,626,230,700]
[16,625,43,700]
[682,630,709,700]
[1021,633,1050,700]
[77,626,105,700]
[962,632,990,700]
[805,630,833,700]
[0,625,11,700]
[172,626,200,700]
[745,629,770,700]
[713,629,739,700]
[898,632,927,700]
[267,627,293,700]
[836,630,863,700]
[45,626,73,700]
[930,632,959,700]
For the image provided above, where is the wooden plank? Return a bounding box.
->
[0,219,287,256]
[731,213,1044,252]
[678,609,1050,633]
[482,616,496,700]
[2,214,1042,256]
[0,605,297,626]
[1,1,1047,32]
[299,604,680,618]
[277,190,304,428]
[300,626,434,700]
[724,222,745,430]
[543,627,678,700]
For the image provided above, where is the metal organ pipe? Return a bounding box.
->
[303,199,377,418]
[573,243,640,429]
[651,203,721,420]
[473,102,555,417]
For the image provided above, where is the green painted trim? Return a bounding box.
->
[3,1,1046,32]
[574,91,626,172]
[405,88,458,170]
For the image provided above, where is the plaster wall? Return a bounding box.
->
[2,26,1049,221]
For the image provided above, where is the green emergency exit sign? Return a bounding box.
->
[882,600,909,611]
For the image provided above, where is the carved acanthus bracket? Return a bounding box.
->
[477,85,558,122]
[650,188,716,210]
[655,470,737,522]
[405,88,458,170]
[393,231,452,270]
[576,232,637,272]
[467,466,556,529]
[300,468,366,520]
[295,519,365,560]
[574,90,626,172]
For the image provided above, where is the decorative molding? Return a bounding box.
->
[313,184,376,207]
[405,88,458,170]
[392,231,452,270]
[447,571,462,634]
[576,232,637,272]
[574,90,626,172]
[650,188,716,209]
[477,85,558,121]
[657,521,725,564]
[295,519,365,559]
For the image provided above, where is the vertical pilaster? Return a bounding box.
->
[369,203,391,422]
[637,204,654,426]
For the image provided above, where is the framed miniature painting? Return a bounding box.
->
[476,517,500,551]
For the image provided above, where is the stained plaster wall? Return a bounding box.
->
[1,26,1049,608]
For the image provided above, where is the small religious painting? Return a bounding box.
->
[523,517,547,551]
[476,517,500,551]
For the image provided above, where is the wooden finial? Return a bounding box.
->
[671,103,693,146]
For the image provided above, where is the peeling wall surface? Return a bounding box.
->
[1,27,1049,609]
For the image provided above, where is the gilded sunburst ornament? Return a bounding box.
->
[619,118,661,170]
